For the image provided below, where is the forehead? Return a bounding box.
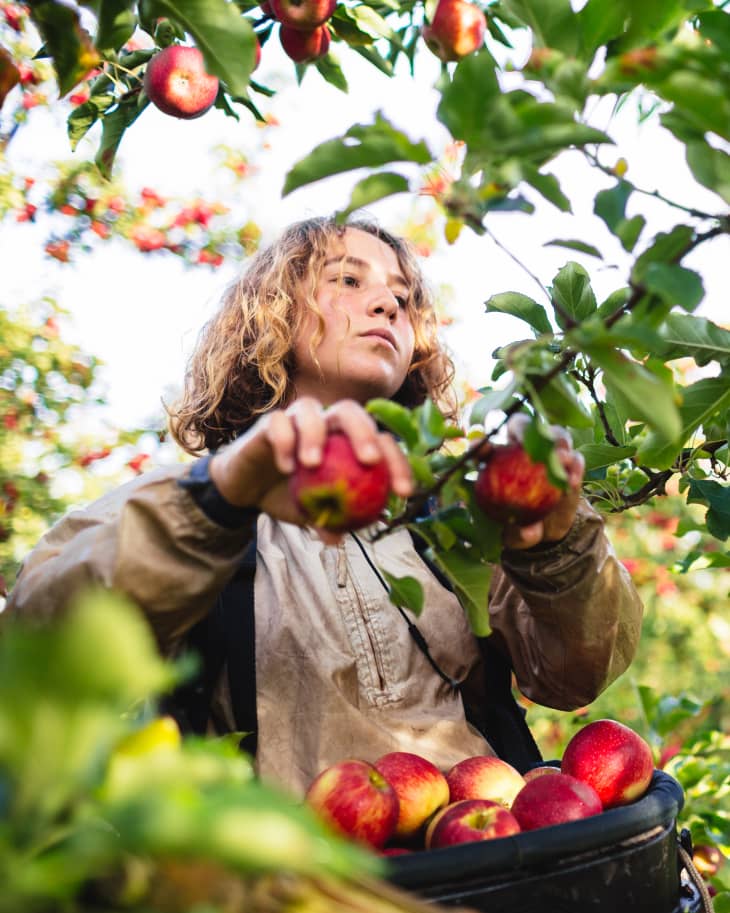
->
[325,228,403,275]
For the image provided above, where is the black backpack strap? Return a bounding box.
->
[407,526,542,774]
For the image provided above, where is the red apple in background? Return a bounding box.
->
[561,719,654,809]
[305,759,399,848]
[289,431,390,531]
[523,765,561,782]
[279,24,331,62]
[271,0,336,29]
[374,752,450,840]
[474,443,562,526]
[510,772,602,831]
[143,46,219,119]
[446,755,526,808]
[425,799,521,849]
[422,0,486,62]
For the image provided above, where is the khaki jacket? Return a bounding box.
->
[6,462,643,793]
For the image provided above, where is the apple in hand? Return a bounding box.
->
[474,443,562,526]
[279,24,331,62]
[374,751,450,840]
[305,759,399,849]
[425,799,521,849]
[271,0,336,29]
[289,431,391,532]
[143,46,219,119]
[510,772,602,831]
[422,0,486,63]
[561,719,654,809]
[446,755,526,808]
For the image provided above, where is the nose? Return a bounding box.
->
[368,284,399,321]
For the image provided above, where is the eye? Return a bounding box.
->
[341,274,359,287]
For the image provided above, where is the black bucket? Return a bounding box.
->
[386,770,705,912]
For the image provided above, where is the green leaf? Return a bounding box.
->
[608,0,697,53]
[96,0,137,50]
[437,49,500,150]
[632,225,694,284]
[338,172,410,219]
[550,261,597,330]
[315,53,349,94]
[544,238,602,259]
[382,572,424,616]
[655,313,730,368]
[637,377,730,469]
[530,373,594,429]
[145,0,257,96]
[615,214,646,253]
[484,291,553,336]
[469,381,520,426]
[686,479,730,541]
[584,345,682,441]
[522,165,571,212]
[685,138,730,205]
[577,0,631,55]
[28,0,102,96]
[67,94,115,150]
[351,44,395,77]
[348,4,400,44]
[283,112,432,196]
[500,0,579,56]
[658,70,730,143]
[578,442,636,471]
[366,398,419,449]
[428,546,494,637]
[416,399,455,451]
[95,93,150,179]
[697,9,730,57]
[594,179,632,233]
[644,263,704,313]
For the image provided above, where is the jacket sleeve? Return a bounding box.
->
[487,499,643,711]
[5,460,258,653]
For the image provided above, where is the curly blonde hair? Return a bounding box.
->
[168,215,456,454]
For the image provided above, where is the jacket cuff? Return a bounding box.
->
[178,455,259,531]
[500,501,591,569]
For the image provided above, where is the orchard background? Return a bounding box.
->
[0,0,729,909]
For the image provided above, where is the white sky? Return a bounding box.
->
[1,36,728,432]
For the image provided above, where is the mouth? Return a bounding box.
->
[362,329,397,350]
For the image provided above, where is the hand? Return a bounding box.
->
[209,397,413,541]
[500,414,585,551]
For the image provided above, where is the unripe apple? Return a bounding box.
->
[289,431,390,531]
[510,772,602,831]
[422,0,486,62]
[305,759,399,848]
[374,751,450,839]
[271,0,336,30]
[279,24,330,62]
[561,719,654,809]
[144,46,219,120]
[473,442,562,525]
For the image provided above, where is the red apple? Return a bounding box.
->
[143,46,219,120]
[279,24,331,62]
[289,431,390,531]
[305,759,399,849]
[425,799,521,849]
[422,0,486,63]
[523,765,561,782]
[561,719,654,809]
[374,751,450,840]
[271,0,336,29]
[510,772,603,831]
[473,443,562,526]
[446,755,526,808]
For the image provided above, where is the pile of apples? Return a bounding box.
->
[305,720,656,853]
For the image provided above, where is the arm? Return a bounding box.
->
[489,498,643,710]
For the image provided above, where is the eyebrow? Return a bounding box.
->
[324,255,409,289]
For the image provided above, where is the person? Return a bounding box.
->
[6,215,643,797]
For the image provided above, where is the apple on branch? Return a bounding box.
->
[288,431,391,532]
[510,772,603,831]
[305,759,399,849]
[271,0,336,29]
[422,0,487,63]
[473,443,562,526]
[446,755,526,808]
[374,751,450,840]
[561,719,654,809]
[425,798,521,849]
[143,46,219,120]
[279,24,331,63]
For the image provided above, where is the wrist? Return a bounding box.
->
[179,455,259,530]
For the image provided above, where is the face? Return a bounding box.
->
[291,228,417,405]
